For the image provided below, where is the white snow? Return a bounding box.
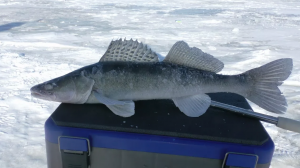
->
[0,0,300,167]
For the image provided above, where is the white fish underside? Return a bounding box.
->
[30,39,293,117]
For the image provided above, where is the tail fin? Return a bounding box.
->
[243,58,293,114]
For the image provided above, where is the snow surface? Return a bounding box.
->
[0,0,300,167]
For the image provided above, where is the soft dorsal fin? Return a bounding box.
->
[163,41,224,73]
[100,38,159,62]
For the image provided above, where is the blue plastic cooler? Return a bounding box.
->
[45,93,274,168]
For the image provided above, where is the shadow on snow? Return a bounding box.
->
[0,22,26,32]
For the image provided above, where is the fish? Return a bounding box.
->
[30,39,293,117]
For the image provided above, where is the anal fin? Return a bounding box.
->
[173,94,211,117]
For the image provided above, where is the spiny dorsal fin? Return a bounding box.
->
[163,41,224,73]
[100,38,159,62]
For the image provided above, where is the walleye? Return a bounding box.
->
[30,39,293,117]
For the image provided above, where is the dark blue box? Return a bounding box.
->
[45,93,274,168]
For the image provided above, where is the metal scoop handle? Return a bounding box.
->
[210,101,300,133]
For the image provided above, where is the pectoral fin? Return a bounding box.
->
[173,94,211,117]
[93,91,135,117]
[106,103,135,117]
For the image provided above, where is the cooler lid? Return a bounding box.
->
[51,93,269,145]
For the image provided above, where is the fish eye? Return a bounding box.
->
[44,84,53,90]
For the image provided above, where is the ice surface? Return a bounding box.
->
[0,0,300,167]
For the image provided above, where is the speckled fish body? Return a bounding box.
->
[83,61,242,102]
[30,39,292,117]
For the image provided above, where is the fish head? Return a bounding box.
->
[30,75,77,102]
[30,70,95,103]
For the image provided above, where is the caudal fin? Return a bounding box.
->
[243,58,293,114]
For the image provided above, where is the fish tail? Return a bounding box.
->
[242,58,293,114]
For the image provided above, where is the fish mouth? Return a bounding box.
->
[31,91,44,98]
[31,91,56,101]
[31,92,42,97]
[30,85,45,98]
[30,85,56,101]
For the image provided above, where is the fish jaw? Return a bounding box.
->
[30,74,77,103]
[30,83,57,101]
[30,69,95,104]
